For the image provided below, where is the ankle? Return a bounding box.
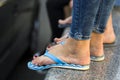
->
[103,30,116,43]
[65,38,90,52]
[64,38,90,65]
[90,33,104,56]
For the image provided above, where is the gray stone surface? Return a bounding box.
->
[44,7,120,80]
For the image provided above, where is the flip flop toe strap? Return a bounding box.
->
[44,52,67,64]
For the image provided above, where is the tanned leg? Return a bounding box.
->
[103,14,116,43]
[90,32,104,57]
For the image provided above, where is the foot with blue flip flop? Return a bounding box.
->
[28,34,106,71]
[45,41,105,62]
[28,38,91,71]
[28,51,90,71]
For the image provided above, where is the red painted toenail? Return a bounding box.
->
[34,55,38,57]
[47,45,51,48]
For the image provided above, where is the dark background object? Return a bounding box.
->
[0,0,46,80]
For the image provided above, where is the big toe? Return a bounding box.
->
[32,56,55,66]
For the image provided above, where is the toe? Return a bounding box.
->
[32,56,55,66]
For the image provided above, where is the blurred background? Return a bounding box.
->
[0,0,120,80]
[0,0,51,80]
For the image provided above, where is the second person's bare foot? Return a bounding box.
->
[103,14,116,44]
[90,32,104,57]
[58,16,72,25]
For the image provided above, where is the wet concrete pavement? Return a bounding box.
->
[44,7,120,80]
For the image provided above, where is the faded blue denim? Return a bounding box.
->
[70,0,115,40]
[115,0,120,6]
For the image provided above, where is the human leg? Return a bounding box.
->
[29,0,115,70]
[90,0,115,57]
[57,0,116,43]
[57,15,116,44]
[103,13,116,43]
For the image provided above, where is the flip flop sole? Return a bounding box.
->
[90,55,105,62]
[28,62,89,71]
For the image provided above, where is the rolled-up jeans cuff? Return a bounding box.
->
[93,27,104,33]
[69,32,90,40]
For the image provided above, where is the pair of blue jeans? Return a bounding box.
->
[70,0,115,40]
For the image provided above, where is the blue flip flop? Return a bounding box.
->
[27,52,90,71]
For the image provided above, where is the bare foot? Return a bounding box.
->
[54,33,69,44]
[32,38,90,66]
[58,16,72,25]
[90,32,104,57]
[103,14,116,44]
[46,33,69,51]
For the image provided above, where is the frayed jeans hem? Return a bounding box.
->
[69,32,90,40]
